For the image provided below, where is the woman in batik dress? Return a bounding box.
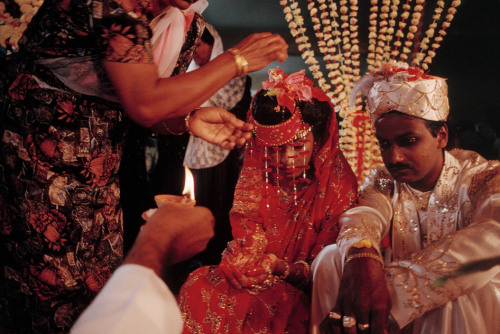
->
[0,0,287,330]
[178,68,358,333]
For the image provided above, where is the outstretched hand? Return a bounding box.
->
[320,252,391,334]
[189,107,253,149]
[219,235,277,290]
[124,204,215,277]
[232,32,288,73]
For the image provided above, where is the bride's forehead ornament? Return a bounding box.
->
[249,68,331,147]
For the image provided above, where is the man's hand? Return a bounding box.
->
[124,204,215,277]
[189,107,253,149]
[320,249,391,334]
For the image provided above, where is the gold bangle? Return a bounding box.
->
[351,239,373,249]
[344,253,384,268]
[227,48,248,77]
[279,260,290,280]
[185,109,198,136]
[163,120,184,135]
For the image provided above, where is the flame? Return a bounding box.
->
[182,166,195,201]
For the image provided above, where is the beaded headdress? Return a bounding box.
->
[353,61,449,125]
[249,68,331,147]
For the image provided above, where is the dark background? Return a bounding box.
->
[203,0,500,156]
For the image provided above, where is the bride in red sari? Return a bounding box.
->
[178,68,357,333]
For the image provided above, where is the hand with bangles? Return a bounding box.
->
[219,234,279,291]
[229,32,288,74]
[320,248,391,334]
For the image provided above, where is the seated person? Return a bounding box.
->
[177,68,358,333]
[310,61,500,334]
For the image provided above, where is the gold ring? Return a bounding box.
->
[358,323,370,330]
[328,311,341,320]
[342,316,356,328]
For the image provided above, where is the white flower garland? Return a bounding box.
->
[280,0,462,185]
[0,0,43,55]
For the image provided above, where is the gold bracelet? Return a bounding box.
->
[184,108,198,136]
[279,260,290,280]
[163,120,184,135]
[344,253,384,268]
[351,239,373,249]
[248,266,276,295]
[227,48,248,77]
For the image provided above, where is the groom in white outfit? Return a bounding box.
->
[310,61,500,334]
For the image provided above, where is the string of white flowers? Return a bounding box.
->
[377,0,392,66]
[399,0,424,61]
[377,0,390,67]
[281,0,334,100]
[279,0,461,185]
[390,0,410,61]
[336,0,383,183]
[0,0,42,54]
[384,0,399,63]
[367,0,379,73]
[415,0,461,70]
[306,0,339,98]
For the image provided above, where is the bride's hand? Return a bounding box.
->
[188,107,253,149]
[220,255,252,289]
[244,254,278,285]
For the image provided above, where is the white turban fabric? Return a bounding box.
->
[354,61,449,124]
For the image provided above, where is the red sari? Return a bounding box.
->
[178,110,357,333]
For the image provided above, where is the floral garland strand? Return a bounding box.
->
[280,0,461,185]
[366,0,379,73]
[415,0,461,70]
[281,0,334,100]
[0,0,43,56]
[412,0,442,66]
[339,0,361,106]
[338,0,384,183]
[400,0,424,61]
[376,0,390,67]
[367,0,399,72]
[306,0,341,99]
[384,0,399,63]
[378,0,393,66]
[390,0,410,61]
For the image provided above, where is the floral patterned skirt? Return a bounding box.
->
[0,67,126,332]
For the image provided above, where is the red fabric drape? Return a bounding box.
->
[178,108,357,333]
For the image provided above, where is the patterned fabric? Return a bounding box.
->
[0,0,158,331]
[333,149,500,332]
[178,106,358,333]
[359,61,449,124]
[183,22,246,169]
[183,76,247,169]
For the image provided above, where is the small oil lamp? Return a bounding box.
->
[143,167,196,220]
[154,166,196,208]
